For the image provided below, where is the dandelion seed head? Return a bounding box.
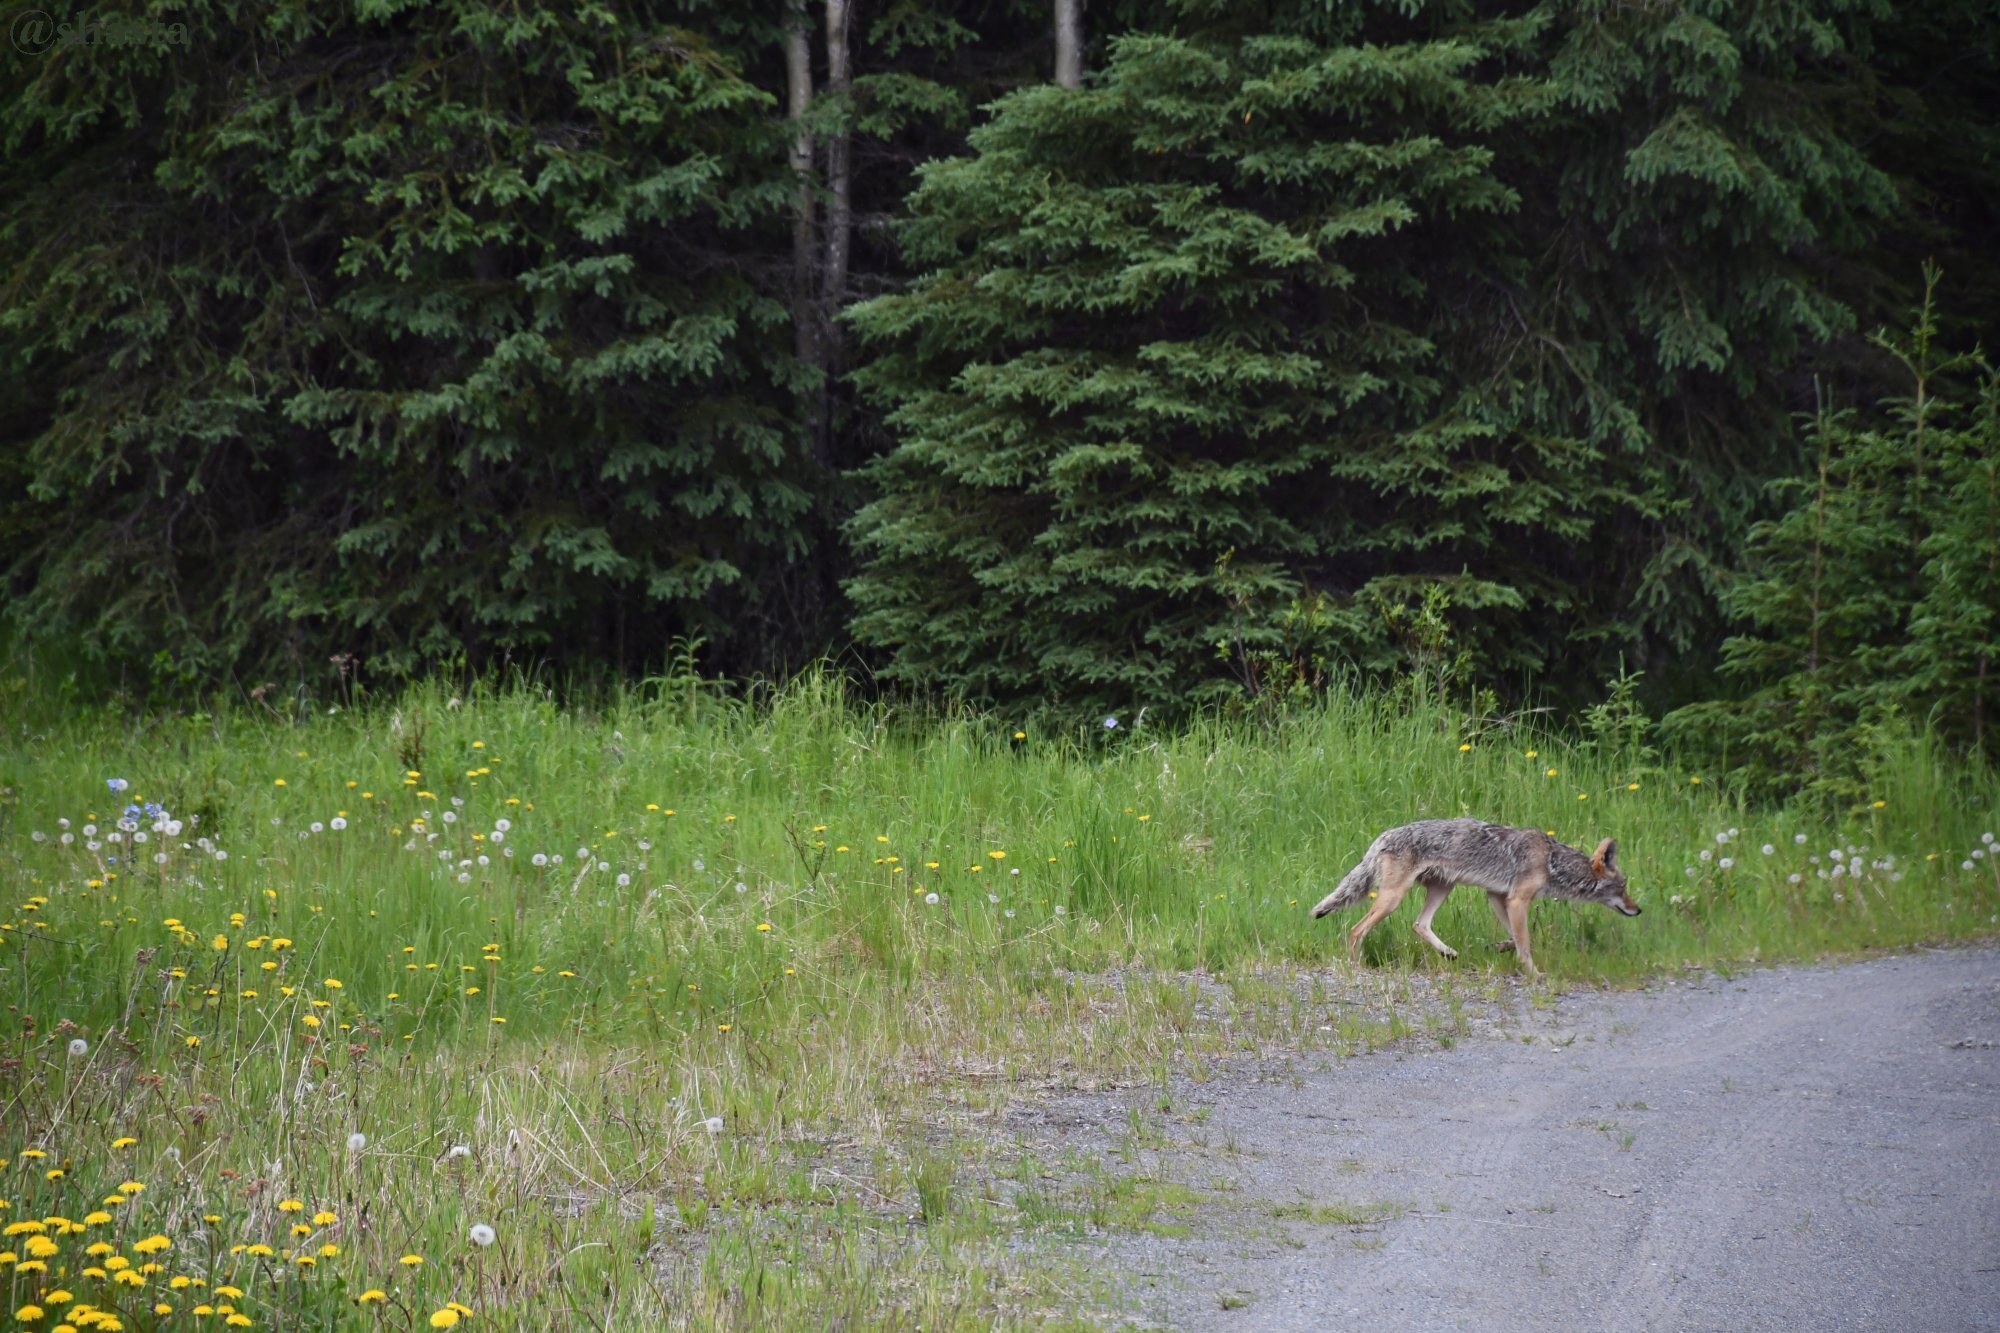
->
[68,1038,89,1058]
[468,1224,495,1247]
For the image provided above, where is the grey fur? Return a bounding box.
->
[1311,818,1638,979]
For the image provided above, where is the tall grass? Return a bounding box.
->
[2,671,1995,1329]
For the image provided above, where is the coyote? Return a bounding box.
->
[1310,819,1640,979]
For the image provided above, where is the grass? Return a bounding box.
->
[1,668,1996,1329]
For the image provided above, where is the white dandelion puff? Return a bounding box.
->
[469,1223,496,1247]
[347,1132,367,1152]
[68,1038,89,1058]
[924,892,940,905]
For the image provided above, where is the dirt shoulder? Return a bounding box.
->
[1014,947,2000,1331]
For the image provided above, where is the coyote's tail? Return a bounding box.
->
[1311,845,1379,918]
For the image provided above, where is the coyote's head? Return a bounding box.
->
[1584,838,1640,916]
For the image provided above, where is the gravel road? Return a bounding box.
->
[1045,947,2000,1331]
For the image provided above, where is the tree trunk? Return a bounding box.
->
[822,0,853,321]
[1054,0,1083,89]
[784,0,817,373]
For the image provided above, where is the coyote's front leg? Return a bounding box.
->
[1504,888,1541,980]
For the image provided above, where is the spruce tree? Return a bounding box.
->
[1,2,816,684]
[845,0,1899,715]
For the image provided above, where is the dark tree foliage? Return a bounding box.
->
[1664,271,2000,807]
[1,3,815,684]
[845,0,1900,715]
[1,0,1996,730]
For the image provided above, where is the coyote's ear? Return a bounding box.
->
[1592,837,1618,877]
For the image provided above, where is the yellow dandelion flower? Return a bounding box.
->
[357,1290,387,1304]
[756,923,772,933]
[132,1234,171,1255]
[400,1254,424,1267]
[987,850,1006,860]
[277,1199,304,1213]
[1458,743,1472,752]
[429,1309,461,1328]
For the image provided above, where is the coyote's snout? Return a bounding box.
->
[1311,819,1639,979]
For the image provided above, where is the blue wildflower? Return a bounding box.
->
[1103,716,1119,730]
[144,801,163,818]
[107,777,129,793]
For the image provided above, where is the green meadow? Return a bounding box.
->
[4,673,1997,1329]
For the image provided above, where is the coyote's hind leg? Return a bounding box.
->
[1412,875,1458,959]
[1347,855,1415,965]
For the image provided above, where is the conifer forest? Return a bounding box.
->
[4,0,1998,795]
